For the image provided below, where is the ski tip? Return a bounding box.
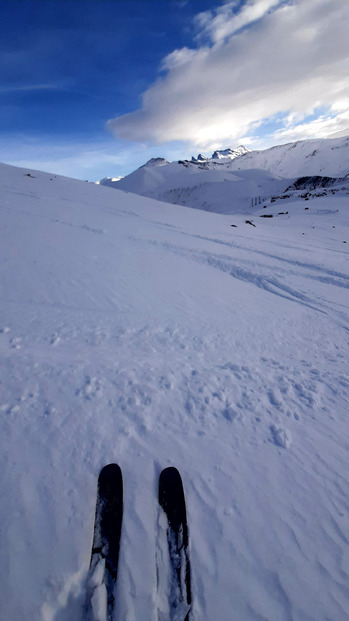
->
[159,467,183,492]
[98,463,122,481]
[159,467,187,523]
[159,466,181,479]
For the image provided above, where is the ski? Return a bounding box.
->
[158,467,192,621]
[85,463,123,621]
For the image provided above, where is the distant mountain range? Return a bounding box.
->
[99,136,349,214]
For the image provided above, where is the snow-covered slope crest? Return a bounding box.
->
[143,156,169,167]
[229,135,349,178]
[1,162,349,621]
[99,136,349,215]
[97,175,123,184]
[99,158,169,188]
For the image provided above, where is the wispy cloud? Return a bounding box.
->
[108,0,349,150]
[194,0,288,44]
[0,83,63,94]
[272,105,349,143]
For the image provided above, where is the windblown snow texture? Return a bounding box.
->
[0,155,348,621]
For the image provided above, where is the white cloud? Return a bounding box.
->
[272,106,349,142]
[108,0,349,150]
[194,0,286,44]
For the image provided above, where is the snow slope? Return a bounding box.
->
[101,160,291,215]
[0,162,349,621]
[100,136,349,216]
[228,136,349,178]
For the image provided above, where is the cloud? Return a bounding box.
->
[271,106,349,143]
[108,0,349,149]
[194,0,286,44]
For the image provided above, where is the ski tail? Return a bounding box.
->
[86,463,123,621]
[158,466,192,620]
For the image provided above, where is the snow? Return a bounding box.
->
[228,136,349,178]
[0,160,348,621]
[97,176,123,185]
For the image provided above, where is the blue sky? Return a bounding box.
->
[1,0,348,180]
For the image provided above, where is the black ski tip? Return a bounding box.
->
[97,463,123,517]
[97,464,123,509]
[93,463,123,568]
[159,467,187,533]
[159,467,183,500]
[99,463,122,482]
[159,466,181,481]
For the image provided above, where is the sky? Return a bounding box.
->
[0,0,349,181]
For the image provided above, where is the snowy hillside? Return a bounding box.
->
[100,136,349,215]
[0,162,349,621]
[228,136,349,177]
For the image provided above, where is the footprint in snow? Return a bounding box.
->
[50,334,61,346]
[77,376,102,400]
[268,389,283,408]
[270,425,292,449]
[0,404,20,415]
[222,405,238,422]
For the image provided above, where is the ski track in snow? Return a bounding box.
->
[133,228,349,330]
[0,164,348,621]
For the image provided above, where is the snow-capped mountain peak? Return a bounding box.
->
[211,145,250,160]
[191,153,208,163]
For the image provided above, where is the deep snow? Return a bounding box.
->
[0,162,348,621]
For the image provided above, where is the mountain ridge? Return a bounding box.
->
[99,136,349,215]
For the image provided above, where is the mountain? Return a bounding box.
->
[99,136,349,214]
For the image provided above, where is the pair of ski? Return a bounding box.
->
[85,464,192,621]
